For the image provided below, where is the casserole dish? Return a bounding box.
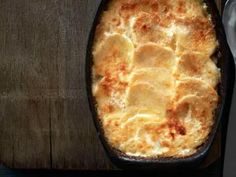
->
[86,0,235,169]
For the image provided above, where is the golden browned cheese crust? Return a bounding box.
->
[92,0,220,157]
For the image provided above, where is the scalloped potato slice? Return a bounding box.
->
[93,34,134,76]
[175,52,220,87]
[172,95,214,150]
[165,95,214,156]
[175,78,218,107]
[103,108,164,150]
[130,68,175,96]
[132,43,175,69]
[103,107,163,126]
[126,82,171,118]
[176,95,214,128]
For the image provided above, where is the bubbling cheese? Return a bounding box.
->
[92,0,220,158]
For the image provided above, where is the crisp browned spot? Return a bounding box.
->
[101,104,115,114]
[119,62,128,74]
[191,19,214,46]
[168,119,186,136]
[150,1,159,11]
[101,69,129,95]
[117,82,128,92]
[166,105,187,137]
[175,17,217,54]
[121,2,137,11]
[134,12,173,32]
[179,53,203,75]
[141,24,151,31]
[161,141,170,147]
[177,0,186,13]
[101,71,116,95]
[111,17,121,26]
[170,132,175,140]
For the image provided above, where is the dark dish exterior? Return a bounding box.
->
[86,0,235,169]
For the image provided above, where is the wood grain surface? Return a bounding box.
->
[0,0,225,170]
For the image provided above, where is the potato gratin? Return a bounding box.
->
[92,0,220,157]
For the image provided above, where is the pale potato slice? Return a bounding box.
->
[132,43,175,69]
[137,121,171,150]
[103,108,164,151]
[175,78,218,108]
[103,107,163,125]
[93,11,125,46]
[103,110,136,149]
[175,52,220,87]
[130,68,175,96]
[93,33,134,76]
[126,82,171,117]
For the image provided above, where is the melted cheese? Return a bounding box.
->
[92,0,220,158]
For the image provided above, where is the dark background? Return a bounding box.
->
[0,0,228,176]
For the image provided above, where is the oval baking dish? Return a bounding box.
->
[86,0,235,169]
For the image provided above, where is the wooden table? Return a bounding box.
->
[0,0,226,170]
